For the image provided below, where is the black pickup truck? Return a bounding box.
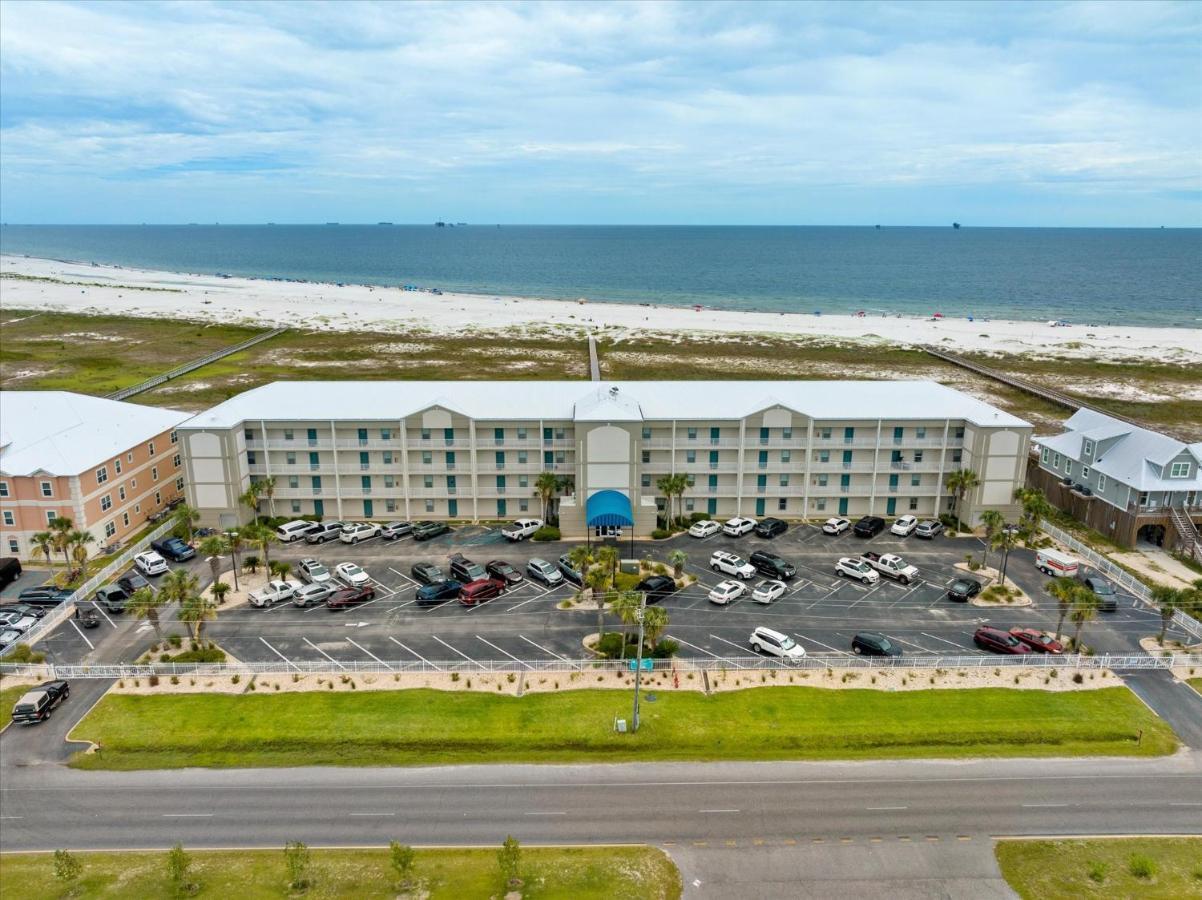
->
[11,680,70,725]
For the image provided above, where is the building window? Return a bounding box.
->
[778,498,787,511]
[284,429,294,441]
[104,521,116,538]
[247,451,257,465]
[685,498,696,512]
[781,450,791,463]
[245,428,256,442]
[134,503,141,514]
[518,475,528,488]
[173,453,181,468]
[421,428,431,441]
[425,499,435,512]
[96,466,108,485]
[783,428,792,439]
[916,427,926,439]
[1082,466,1090,479]
[117,485,126,501]
[1098,474,1107,492]
[519,499,529,512]
[100,494,112,512]
[175,477,184,492]
[819,428,831,439]
[817,450,829,463]
[170,430,178,444]
[1170,462,1191,478]
[911,474,921,486]
[642,450,651,464]
[152,466,159,482]
[686,450,696,463]
[288,476,299,489]
[39,480,52,497]
[0,481,7,497]
[914,451,924,463]
[384,475,395,488]
[816,474,828,487]
[424,475,434,489]
[292,501,301,514]
[7,538,18,553]
[382,428,392,441]
[122,512,130,527]
[127,451,134,463]
[1065,461,1073,476]
[1083,439,1094,457]
[46,510,57,524]
[687,427,697,440]
[954,427,965,439]
[517,428,527,440]
[2,511,13,526]
[148,441,155,456]
[642,427,651,439]
[816,498,827,510]
[422,451,432,465]
[909,497,919,510]
[1139,491,1149,507]
[1052,453,1061,468]
[642,474,651,488]
[1041,447,1049,463]
[154,491,161,506]
[385,499,397,513]
[131,478,137,488]
[952,450,962,463]
[115,457,122,474]
[555,429,566,440]
[780,474,789,486]
[518,451,528,464]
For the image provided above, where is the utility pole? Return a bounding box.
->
[1000,524,1019,585]
[632,593,647,732]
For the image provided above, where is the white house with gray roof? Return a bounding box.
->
[1031,409,1202,553]
[177,380,1032,538]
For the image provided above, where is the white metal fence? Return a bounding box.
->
[15,520,177,649]
[4,653,1200,680]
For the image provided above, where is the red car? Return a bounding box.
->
[326,585,376,610]
[459,578,506,606]
[1009,628,1063,654]
[974,626,1033,655]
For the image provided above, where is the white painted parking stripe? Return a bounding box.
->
[476,635,532,668]
[93,604,117,629]
[505,595,548,612]
[889,636,942,654]
[518,634,568,660]
[259,637,299,670]
[388,636,441,670]
[708,633,752,655]
[303,637,347,670]
[920,631,966,649]
[346,638,392,669]
[388,567,422,587]
[431,634,475,662]
[670,635,746,668]
[794,634,850,655]
[68,618,95,649]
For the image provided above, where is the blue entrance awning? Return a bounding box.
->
[586,490,634,527]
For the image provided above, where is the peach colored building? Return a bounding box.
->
[0,392,191,561]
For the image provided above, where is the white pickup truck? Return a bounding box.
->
[859,552,920,585]
[248,579,301,608]
[501,518,543,541]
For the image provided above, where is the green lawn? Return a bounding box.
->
[995,837,1202,900]
[1190,679,1202,696]
[0,683,31,729]
[0,845,680,900]
[68,685,1176,770]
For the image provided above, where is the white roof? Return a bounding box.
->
[0,392,190,477]
[181,381,1029,429]
[1036,409,1202,491]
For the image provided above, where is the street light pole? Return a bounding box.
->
[632,593,646,732]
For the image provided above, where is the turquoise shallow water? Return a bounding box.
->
[2,224,1199,327]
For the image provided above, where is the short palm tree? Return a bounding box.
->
[534,471,559,524]
[945,469,980,522]
[270,560,292,580]
[612,590,643,658]
[30,530,55,567]
[642,605,669,650]
[211,581,231,605]
[978,509,1004,574]
[260,475,277,517]
[159,568,200,606]
[585,566,610,638]
[225,529,244,591]
[172,503,200,543]
[69,530,95,571]
[126,586,168,644]
[567,544,593,584]
[1013,487,1053,543]
[198,535,229,592]
[668,549,688,579]
[1150,585,1181,646]
[239,482,262,523]
[239,522,274,583]
[178,594,217,644]
[1047,576,1082,640]
[1069,591,1099,652]
[48,516,76,569]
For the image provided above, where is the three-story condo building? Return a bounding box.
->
[177,381,1032,537]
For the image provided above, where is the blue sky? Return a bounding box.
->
[1,0,1199,225]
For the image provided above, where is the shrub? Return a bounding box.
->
[1128,854,1156,880]
[650,638,679,659]
[531,525,560,541]
[165,647,226,663]
[284,841,311,890]
[148,674,160,687]
[170,675,180,685]
[498,835,522,887]
[1087,861,1108,883]
[53,849,82,887]
[1072,672,1084,684]
[450,672,460,682]
[0,644,46,664]
[231,674,241,684]
[166,843,195,896]
[390,841,416,888]
[650,528,672,540]
[168,634,183,647]
[506,672,516,683]
[594,632,627,659]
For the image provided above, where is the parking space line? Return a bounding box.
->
[93,604,117,629]
[670,635,746,668]
[68,618,96,650]
[259,636,300,670]
[920,631,966,650]
[518,634,568,660]
[891,583,923,605]
[303,637,347,670]
[795,634,850,655]
[346,638,393,669]
[388,567,422,588]
[476,635,532,668]
[708,633,751,655]
[889,636,941,654]
[431,634,475,662]
[388,636,441,670]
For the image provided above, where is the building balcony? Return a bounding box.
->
[333,439,402,450]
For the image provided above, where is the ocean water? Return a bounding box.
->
[1,225,1199,327]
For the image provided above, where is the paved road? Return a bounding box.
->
[1123,670,1202,749]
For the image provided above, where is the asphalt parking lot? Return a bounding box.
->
[26,521,1179,667]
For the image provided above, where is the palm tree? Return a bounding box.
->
[612,590,643,658]
[1151,585,1181,646]
[30,530,55,568]
[595,545,619,588]
[642,605,669,649]
[1048,576,1082,640]
[585,566,610,638]
[211,581,231,605]
[126,586,168,644]
[260,475,277,518]
[159,568,200,607]
[241,522,274,584]
[69,530,95,572]
[239,482,262,524]
[534,471,559,524]
[1013,487,1053,544]
[225,529,244,591]
[270,560,292,580]
[198,535,229,593]
[945,469,980,523]
[48,516,75,569]
[1069,591,1099,652]
[178,594,217,644]
[668,549,688,579]
[978,509,1004,574]
[172,503,200,544]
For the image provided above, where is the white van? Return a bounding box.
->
[1035,548,1079,577]
[275,520,318,543]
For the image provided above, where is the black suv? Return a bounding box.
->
[753,518,788,539]
[749,551,795,580]
[116,571,150,595]
[947,577,982,602]
[16,587,73,608]
[853,516,886,538]
[415,580,463,607]
[851,632,902,657]
[1081,575,1118,612]
[635,575,677,604]
[447,553,486,583]
[411,563,443,585]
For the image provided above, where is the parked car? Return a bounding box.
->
[556,554,584,586]
[379,521,413,541]
[754,517,788,538]
[0,628,23,648]
[15,587,73,608]
[501,518,543,541]
[292,583,335,608]
[1009,628,1064,654]
[415,580,463,607]
[275,520,319,542]
[635,575,676,604]
[835,557,880,585]
[448,553,487,584]
[853,516,886,538]
[0,557,22,591]
[151,536,196,562]
[298,558,332,584]
[412,520,451,542]
[722,517,757,537]
[860,551,919,584]
[249,579,301,608]
[749,626,805,659]
[116,570,149,595]
[688,520,721,538]
[1081,575,1118,612]
[914,520,943,539]
[974,626,1034,654]
[852,632,902,657]
[708,580,747,605]
[91,585,129,613]
[822,517,851,535]
[411,562,444,585]
[947,577,982,602]
[334,562,370,588]
[710,550,756,579]
[304,521,346,544]
[526,558,563,586]
[340,522,381,544]
[326,585,376,610]
[751,580,786,604]
[486,560,524,586]
[0,603,46,621]
[0,610,38,632]
[749,551,796,580]
[11,680,70,725]
[890,515,918,536]
[459,578,507,605]
[133,550,169,577]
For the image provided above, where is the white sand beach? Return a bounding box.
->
[3,254,1200,364]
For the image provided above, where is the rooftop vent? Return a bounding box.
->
[609,386,619,397]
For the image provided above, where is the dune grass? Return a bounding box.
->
[995,837,1202,900]
[0,845,681,900]
[68,685,1176,771]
